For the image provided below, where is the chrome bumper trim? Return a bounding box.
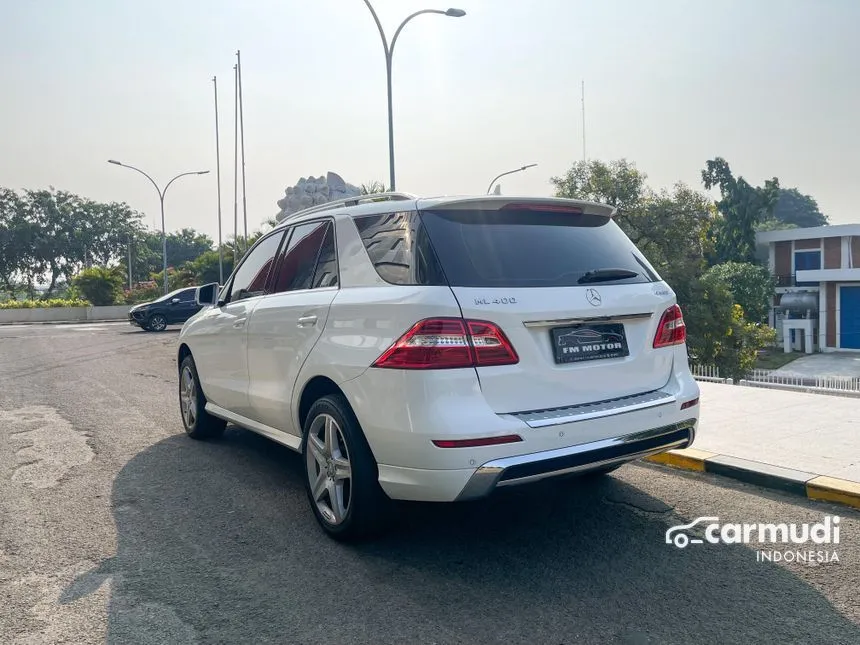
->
[522,312,654,329]
[456,420,696,501]
[506,389,676,428]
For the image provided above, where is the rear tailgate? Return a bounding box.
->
[417,198,677,413]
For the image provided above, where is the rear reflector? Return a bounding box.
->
[680,397,699,410]
[372,317,518,369]
[653,304,687,348]
[432,434,523,448]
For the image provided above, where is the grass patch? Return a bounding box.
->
[755,348,802,370]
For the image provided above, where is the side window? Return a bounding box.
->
[311,223,338,289]
[178,289,196,302]
[271,221,330,294]
[353,211,446,286]
[226,231,285,303]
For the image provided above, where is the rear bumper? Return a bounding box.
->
[455,420,695,500]
[339,360,700,502]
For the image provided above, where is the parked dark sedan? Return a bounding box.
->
[128,287,204,332]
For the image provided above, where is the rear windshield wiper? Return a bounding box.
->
[577,268,639,284]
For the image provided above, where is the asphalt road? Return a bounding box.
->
[0,322,858,645]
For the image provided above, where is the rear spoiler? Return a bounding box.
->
[415,196,616,218]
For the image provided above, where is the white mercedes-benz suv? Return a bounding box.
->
[177,193,700,540]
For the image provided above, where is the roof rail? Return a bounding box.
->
[278,191,419,222]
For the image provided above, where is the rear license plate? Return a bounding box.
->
[550,323,629,364]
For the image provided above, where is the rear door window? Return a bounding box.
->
[418,207,658,288]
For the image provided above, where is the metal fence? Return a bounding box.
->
[690,363,860,396]
[689,364,730,383]
[745,369,860,392]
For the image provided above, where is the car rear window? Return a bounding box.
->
[417,208,659,288]
[352,211,447,286]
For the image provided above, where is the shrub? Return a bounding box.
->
[122,284,161,305]
[0,298,90,309]
[71,266,124,306]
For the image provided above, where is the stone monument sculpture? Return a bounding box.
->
[275,172,361,222]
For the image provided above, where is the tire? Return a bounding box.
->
[179,355,226,440]
[301,394,389,542]
[148,314,168,332]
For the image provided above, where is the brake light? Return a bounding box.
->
[653,304,687,348]
[501,202,583,213]
[432,434,523,448]
[372,317,519,369]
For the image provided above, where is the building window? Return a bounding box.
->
[794,250,821,286]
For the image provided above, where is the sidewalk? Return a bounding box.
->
[695,381,859,481]
[646,381,860,510]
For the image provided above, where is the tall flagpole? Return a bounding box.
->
[581,79,586,162]
[233,63,239,262]
[213,76,224,285]
[236,49,249,248]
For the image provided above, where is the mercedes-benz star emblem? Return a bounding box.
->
[585,288,602,307]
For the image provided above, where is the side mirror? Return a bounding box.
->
[171,297,181,304]
[195,282,220,307]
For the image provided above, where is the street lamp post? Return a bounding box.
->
[108,160,209,295]
[486,164,538,194]
[361,1,465,191]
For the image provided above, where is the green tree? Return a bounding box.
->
[755,218,797,232]
[359,181,389,195]
[551,160,716,278]
[704,262,775,324]
[701,158,780,264]
[186,250,235,285]
[771,188,828,228]
[550,159,646,219]
[72,266,124,306]
[0,188,28,294]
[6,188,143,295]
[134,228,214,282]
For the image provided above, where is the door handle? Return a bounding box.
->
[233,318,246,329]
[297,315,318,327]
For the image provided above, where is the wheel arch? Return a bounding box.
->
[177,343,192,374]
[297,375,346,434]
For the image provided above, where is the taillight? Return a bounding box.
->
[372,317,519,369]
[653,304,687,348]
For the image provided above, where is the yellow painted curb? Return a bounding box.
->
[806,476,860,510]
[644,448,717,472]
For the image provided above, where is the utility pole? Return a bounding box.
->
[127,235,133,290]
[213,75,224,284]
[236,50,248,250]
[232,63,239,263]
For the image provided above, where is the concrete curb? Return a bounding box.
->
[0,319,127,326]
[644,449,860,511]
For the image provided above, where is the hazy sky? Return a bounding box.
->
[2,0,859,241]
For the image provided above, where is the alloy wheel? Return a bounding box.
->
[305,413,352,526]
[150,315,167,331]
[180,365,197,428]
